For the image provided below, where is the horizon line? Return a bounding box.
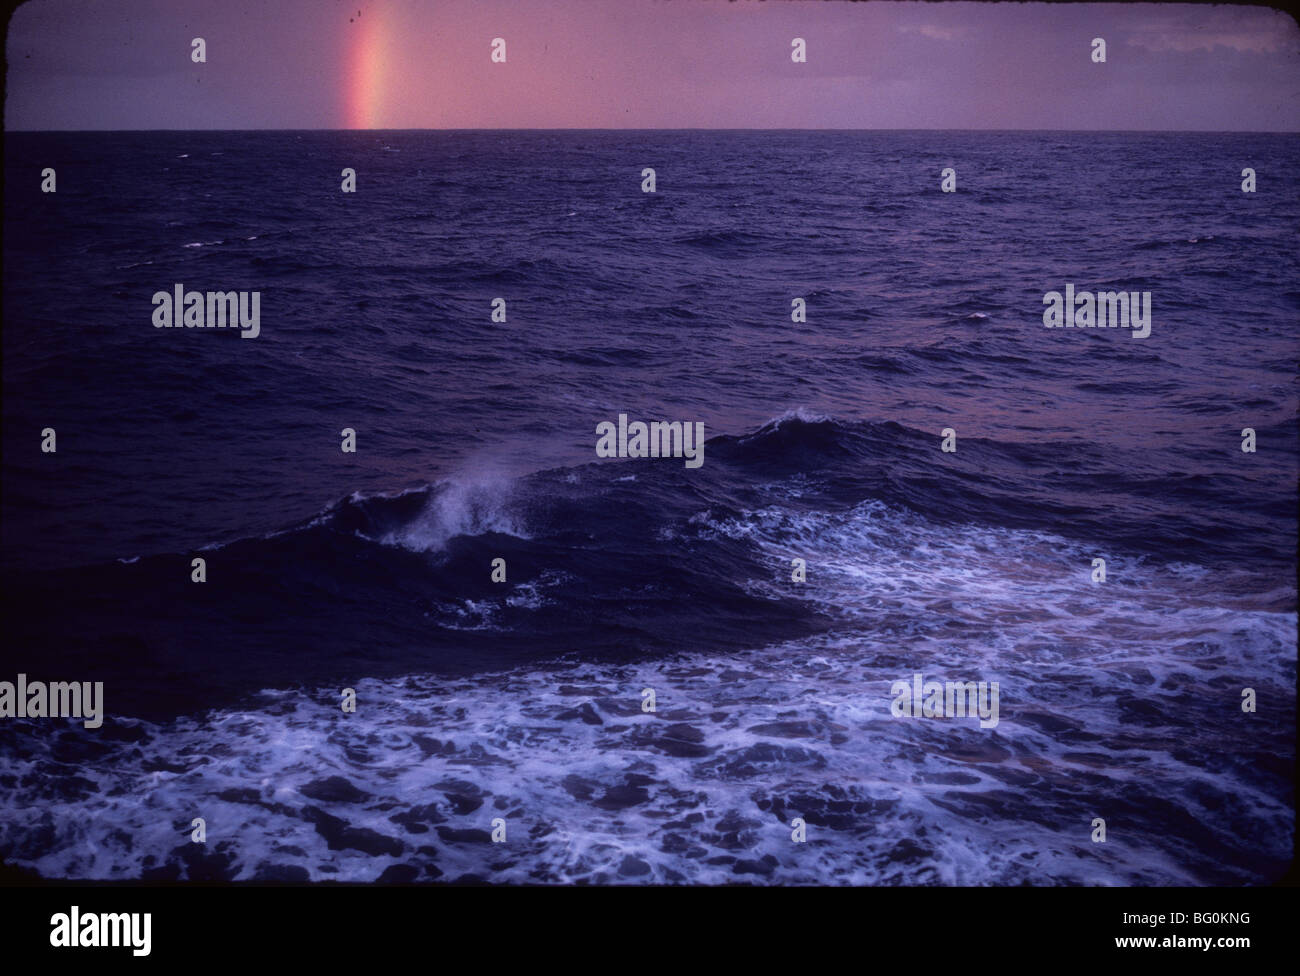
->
[6,127,1299,135]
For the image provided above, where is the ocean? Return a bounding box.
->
[1,129,1296,884]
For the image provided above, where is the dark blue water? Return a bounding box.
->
[1,131,1296,884]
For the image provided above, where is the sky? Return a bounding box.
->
[4,0,1300,130]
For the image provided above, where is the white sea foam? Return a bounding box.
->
[2,508,1290,884]
[7,494,1291,885]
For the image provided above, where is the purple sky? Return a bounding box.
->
[5,0,1299,130]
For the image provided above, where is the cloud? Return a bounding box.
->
[897,24,962,43]
[1123,8,1299,54]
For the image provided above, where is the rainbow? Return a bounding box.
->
[345,7,387,129]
